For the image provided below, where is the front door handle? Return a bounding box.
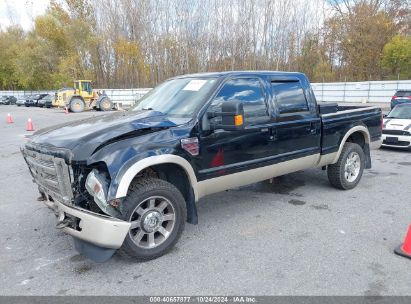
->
[260,127,276,141]
[269,128,277,141]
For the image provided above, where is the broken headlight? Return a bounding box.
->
[85,169,108,205]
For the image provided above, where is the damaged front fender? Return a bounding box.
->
[86,126,194,202]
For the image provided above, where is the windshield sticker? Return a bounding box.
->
[182,80,207,91]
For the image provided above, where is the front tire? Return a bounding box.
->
[119,178,186,261]
[327,142,365,190]
[99,98,113,111]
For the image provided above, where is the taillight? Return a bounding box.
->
[408,96,411,100]
[181,137,199,156]
[392,96,397,99]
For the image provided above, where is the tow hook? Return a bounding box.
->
[56,218,74,229]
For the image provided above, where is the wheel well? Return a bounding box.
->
[346,131,366,149]
[130,163,198,224]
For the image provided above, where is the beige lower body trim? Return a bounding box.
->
[45,199,130,249]
[316,152,338,167]
[197,154,320,198]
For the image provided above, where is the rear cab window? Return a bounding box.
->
[271,80,309,115]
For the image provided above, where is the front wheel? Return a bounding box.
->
[327,142,365,190]
[119,178,186,261]
[99,98,113,111]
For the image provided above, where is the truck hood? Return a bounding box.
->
[28,110,189,157]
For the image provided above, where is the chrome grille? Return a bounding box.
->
[22,148,73,204]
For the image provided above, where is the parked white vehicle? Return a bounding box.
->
[382,104,411,149]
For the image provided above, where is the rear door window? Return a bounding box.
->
[271,81,309,114]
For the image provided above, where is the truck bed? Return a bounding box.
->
[319,103,382,156]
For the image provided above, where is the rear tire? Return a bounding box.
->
[327,142,365,190]
[69,98,85,113]
[119,178,186,261]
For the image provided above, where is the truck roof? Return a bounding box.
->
[173,70,307,79]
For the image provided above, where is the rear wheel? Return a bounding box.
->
[119,178,186,261]
[99,98,113,111]
[327,142,365,190]
[69,98,85,113]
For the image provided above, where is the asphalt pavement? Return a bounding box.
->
[0,105,410,296]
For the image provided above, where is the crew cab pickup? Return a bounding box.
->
[21,71,382,262]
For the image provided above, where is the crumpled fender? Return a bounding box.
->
[86,126,192,201]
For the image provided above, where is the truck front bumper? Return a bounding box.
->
[45,199,130,250]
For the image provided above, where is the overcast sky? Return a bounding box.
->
[0,0,50,30]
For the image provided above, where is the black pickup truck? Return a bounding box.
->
[22,71,382,262]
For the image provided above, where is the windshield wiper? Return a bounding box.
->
[142,107,154,111]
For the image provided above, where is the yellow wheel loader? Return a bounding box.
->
[55,80,113,113]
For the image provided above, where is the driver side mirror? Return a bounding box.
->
[208,100,245,131]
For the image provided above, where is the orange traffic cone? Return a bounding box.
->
[6,113,13,123]
[394,224,411,260]
[26,118,34,131]
[64,107,69,114]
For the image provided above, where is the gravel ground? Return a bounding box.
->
[0,105,410,296]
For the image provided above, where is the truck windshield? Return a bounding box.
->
[132,77,217,117]
[388,106,411,119]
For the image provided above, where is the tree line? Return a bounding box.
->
[0,0,410,90]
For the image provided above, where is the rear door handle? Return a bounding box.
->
[306,122,316,134]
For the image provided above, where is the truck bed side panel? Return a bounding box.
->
[321,107,382,155]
